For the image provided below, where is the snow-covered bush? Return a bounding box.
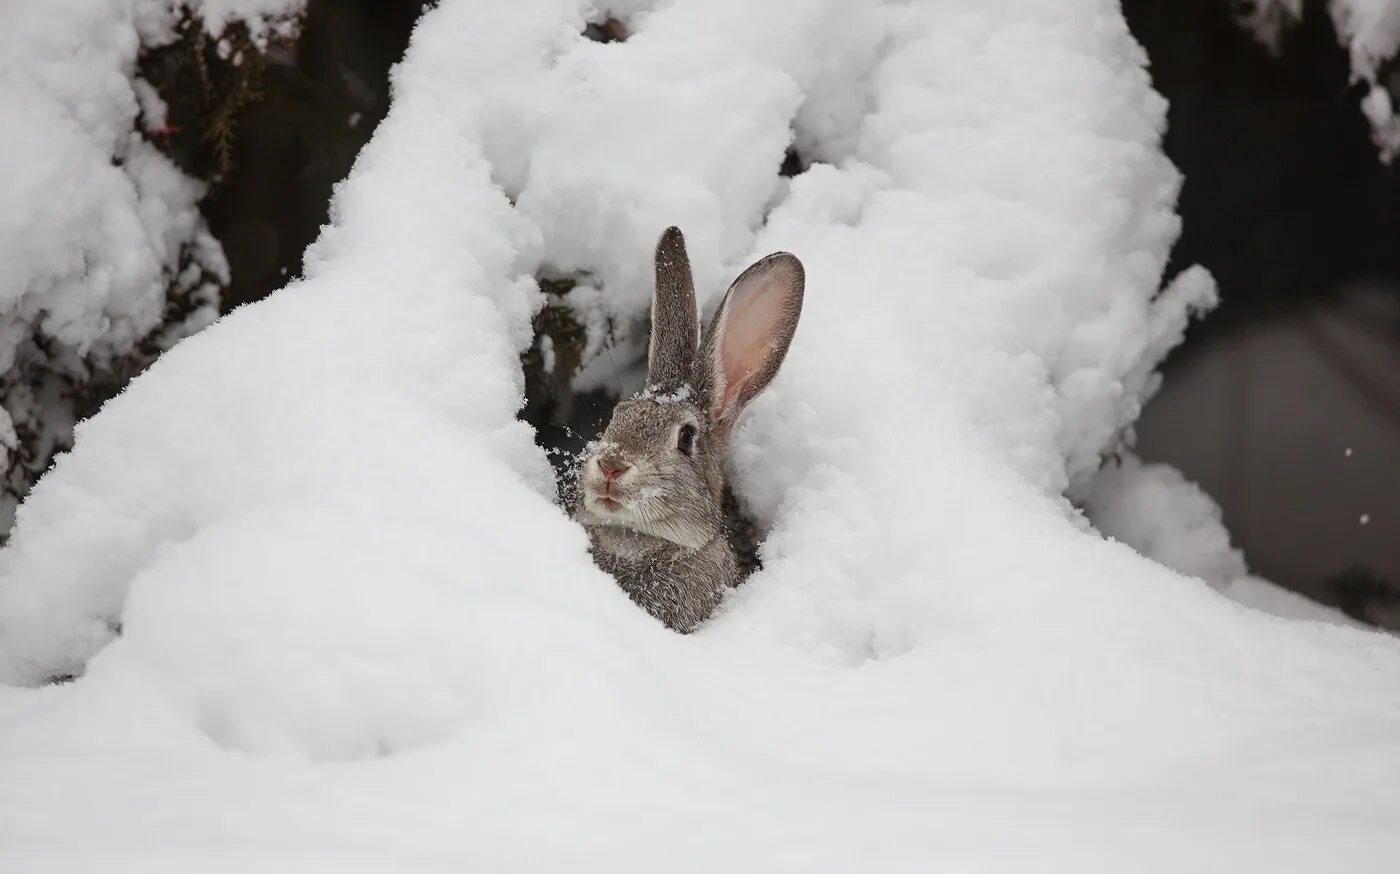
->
[1,1,1398,869]
[1232,0,1400,159]
[0,0,304,534]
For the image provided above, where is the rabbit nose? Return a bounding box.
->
[597,456,629,481]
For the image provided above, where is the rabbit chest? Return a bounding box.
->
[585,525,738,633]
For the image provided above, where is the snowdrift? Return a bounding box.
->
[2,1,1399,870]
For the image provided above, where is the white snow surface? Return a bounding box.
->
[3,1,1400,870]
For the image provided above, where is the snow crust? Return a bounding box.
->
[2,0,1399,869]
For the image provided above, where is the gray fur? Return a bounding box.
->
[647,226,698,392]
[574,227,804,632]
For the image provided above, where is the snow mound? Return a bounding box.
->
[2,0,1400,869]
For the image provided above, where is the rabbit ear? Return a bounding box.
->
[647,226,699,392]
[698,251,804,446]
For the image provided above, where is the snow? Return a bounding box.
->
[1083,453,1248,591]
[640,384,694,404]
[1083,452,1359,624]
[1329,0,1400,80]
[1232,0,1400,72]
[0,1,201,370]
[0,0,303,529]
[181,0,304,39]
[1230,0,1304,54]
[1326,0,1400,160]
[1223,575,1361,624]
[2,0,1400,870]
[1360,82,1400,162]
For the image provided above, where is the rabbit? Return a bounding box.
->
[573,226,804,632]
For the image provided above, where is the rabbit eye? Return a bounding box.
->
[676,424,696,456]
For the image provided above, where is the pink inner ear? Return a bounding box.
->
[717,278,784,415]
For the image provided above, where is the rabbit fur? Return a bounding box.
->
[573,227,804,632]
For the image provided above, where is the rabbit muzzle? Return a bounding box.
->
[580,452,640,514]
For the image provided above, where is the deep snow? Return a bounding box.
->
[2,0,1399,870]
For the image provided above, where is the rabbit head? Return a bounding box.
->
[575,226,804,554]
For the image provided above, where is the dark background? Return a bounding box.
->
[1123,0,1400,615]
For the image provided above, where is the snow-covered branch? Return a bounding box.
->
[0,1,305,532]
[1232,0,1400,160]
